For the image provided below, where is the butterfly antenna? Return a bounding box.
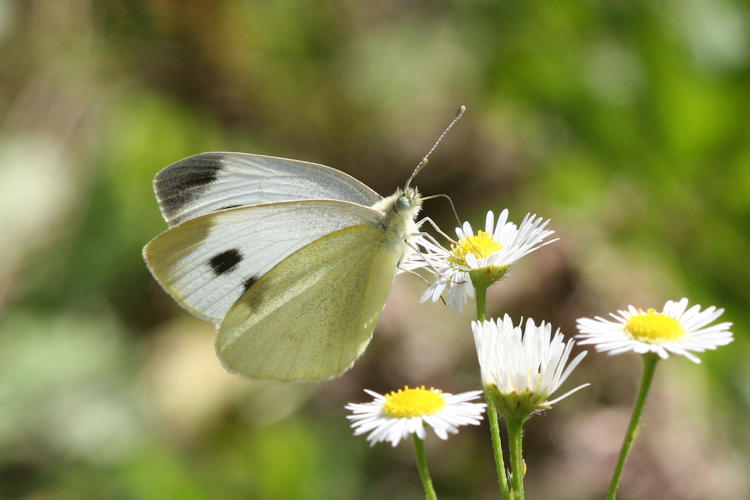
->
[420,193,462,227]
[405,105,466,189]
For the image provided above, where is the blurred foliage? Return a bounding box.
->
[0,0,748,498]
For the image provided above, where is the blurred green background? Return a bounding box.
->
[1,1,748,498]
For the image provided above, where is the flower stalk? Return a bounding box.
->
[475,281,511,500]
[412,435,438,500]
[506,415,527,500]
[486,396,512,500]
[605,353,658,500]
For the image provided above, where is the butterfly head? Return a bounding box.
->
[395,187,422,216]
[372,187,422,244]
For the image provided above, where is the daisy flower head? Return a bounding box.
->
[419,209,556,313]
[472,315,587,419]
[345,386,486,447]
[576,297,733,363]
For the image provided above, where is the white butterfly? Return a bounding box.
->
[143,107,465,382]
[143,152,425,381]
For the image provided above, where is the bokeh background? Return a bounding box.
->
[1,1,748,498]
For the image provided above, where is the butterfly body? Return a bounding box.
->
[143,153,422,381]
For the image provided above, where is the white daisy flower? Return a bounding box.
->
[575,297,733,363]
[419,209,556,313]
[472,315,587,417]
[346,386,486,447]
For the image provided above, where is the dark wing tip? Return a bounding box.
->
[155,153,225,220]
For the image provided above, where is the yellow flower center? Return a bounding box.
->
[625,309,685,343]
[382,386,446,418]
[449,231,503,267]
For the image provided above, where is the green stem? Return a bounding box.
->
[475,285,487,322]
[605,353,659,500]
[474,283,511,499]
[412,435,438,500]
[506,416,526,500]
[486,396,512,500]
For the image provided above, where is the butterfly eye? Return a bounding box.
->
[396,196,411,211]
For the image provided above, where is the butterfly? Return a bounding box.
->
[143,150,431,381]
[142,107,464,382]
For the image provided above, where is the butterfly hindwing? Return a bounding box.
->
[216,224,403,381]
[142,200,382,322]
[154,152,383,226]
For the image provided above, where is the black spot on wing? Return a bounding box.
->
[243,275,260,292]
[219,204,242,211]
[209,249,243,276]
[155,153,224,218]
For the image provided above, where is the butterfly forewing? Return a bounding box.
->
[155,153,383,226]
[216,224,403,381]
[143,200,383,322]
